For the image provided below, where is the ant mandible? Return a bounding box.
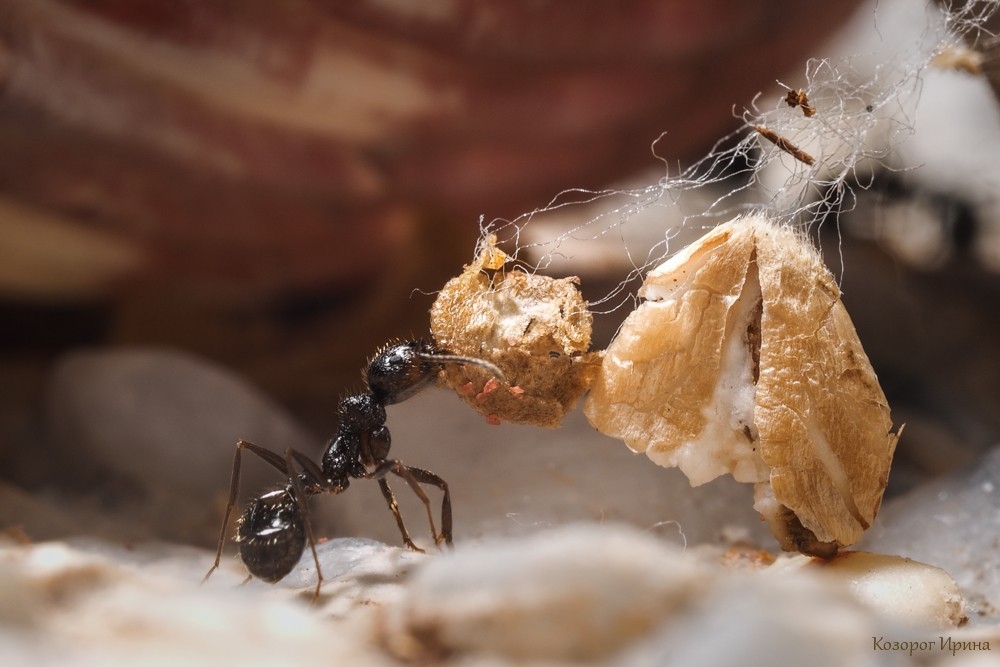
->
[202,339,504,599]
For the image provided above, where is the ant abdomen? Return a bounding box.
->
[236,486,306,583]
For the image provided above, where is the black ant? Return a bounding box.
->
[202,339,504,599]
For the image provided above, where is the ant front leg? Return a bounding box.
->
[376,477,423,553]
[373,460,453,549]
[399,464,453,548]
[204,440,290,582]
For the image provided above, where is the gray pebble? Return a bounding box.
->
[42,347,316,544]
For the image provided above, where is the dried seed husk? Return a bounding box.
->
[584,215,899,555]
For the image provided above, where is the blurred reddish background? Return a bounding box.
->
[0,0,863,420]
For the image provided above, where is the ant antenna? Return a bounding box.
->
[418,351,507,384]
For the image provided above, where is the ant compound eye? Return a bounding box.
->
[237,488,306,583]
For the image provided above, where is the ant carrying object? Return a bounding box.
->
[202,339,505,598]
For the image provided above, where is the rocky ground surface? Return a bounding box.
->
[0,348,998,666]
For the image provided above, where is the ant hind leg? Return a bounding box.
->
[285,448,326,602]
[203,440,291,583]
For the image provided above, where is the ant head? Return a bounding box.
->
[365,340,439,405]
[366,339,507,406]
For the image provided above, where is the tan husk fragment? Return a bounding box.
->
[430,235,602,427]
[584,214,900,556]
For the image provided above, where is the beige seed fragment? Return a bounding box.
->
[430,235,602,427]
[584,214,900,556]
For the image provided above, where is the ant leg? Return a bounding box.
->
[373,461,452,548]
[392,464,452,548]
[376,478,424,553]
[204,440,291,583]
[285,448,326,602]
